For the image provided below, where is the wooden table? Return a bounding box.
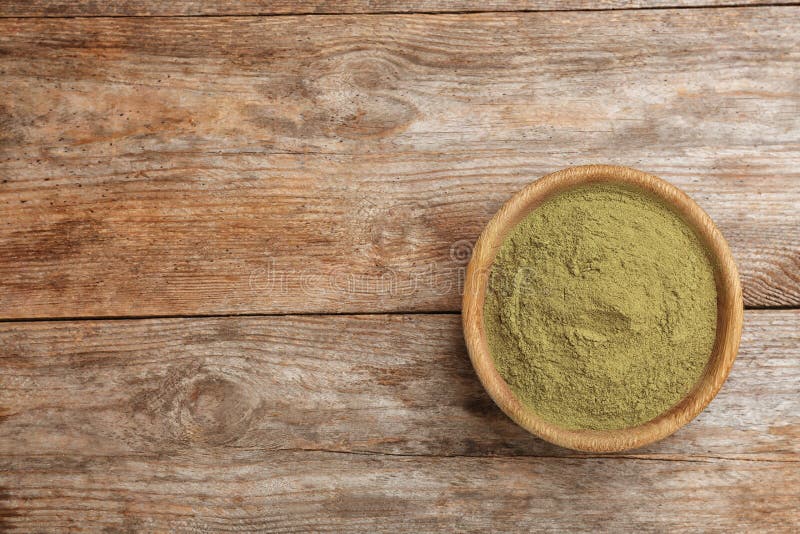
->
[1,1,798,531]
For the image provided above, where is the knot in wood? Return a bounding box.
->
[178,374,257,446]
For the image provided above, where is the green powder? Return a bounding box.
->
[484,184,717,430]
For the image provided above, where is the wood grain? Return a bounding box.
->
[1,0,797,17]
[0,311,796,460]
[1,451,797,531]
[1,8,799,318]
[0,310,798,530]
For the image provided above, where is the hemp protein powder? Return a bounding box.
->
[484,183,718,430]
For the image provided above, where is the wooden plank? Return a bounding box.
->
[0,310,798,529]
[1,451,797,531]
[0,0,797,17]
[0,310,797,460]
[1,9,799,317]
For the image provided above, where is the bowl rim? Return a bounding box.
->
[461,164,744,452]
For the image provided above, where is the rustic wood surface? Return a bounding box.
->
[1,1,799,531]
[0,311,798,530]
[2,8,800,318]
[0,311,796,459]
[1,0,796,17]
[1,452,797,531]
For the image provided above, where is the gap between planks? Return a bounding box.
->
[0,448,797,463]
[0,306,796,323]
[0,310,460,324]
[1,2,799,19]
[0,304,796,324]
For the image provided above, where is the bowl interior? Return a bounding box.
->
[462,165,743,452]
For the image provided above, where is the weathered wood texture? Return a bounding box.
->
[0,311,796,459]
[0,0,797,17]
[1,452,797,532]
[2,8,799,319]
[0,310,798,530]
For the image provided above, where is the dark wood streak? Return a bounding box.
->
[0,0,797,17]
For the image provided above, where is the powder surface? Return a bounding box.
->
[484,184,717,430]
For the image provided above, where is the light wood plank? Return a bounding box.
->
[1,311,797,528]
[0,310,797,460]
[1,451,797,531]
[0,0,797,17]
[1,9,799,317]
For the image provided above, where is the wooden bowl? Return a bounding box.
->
[462,165,743,452]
